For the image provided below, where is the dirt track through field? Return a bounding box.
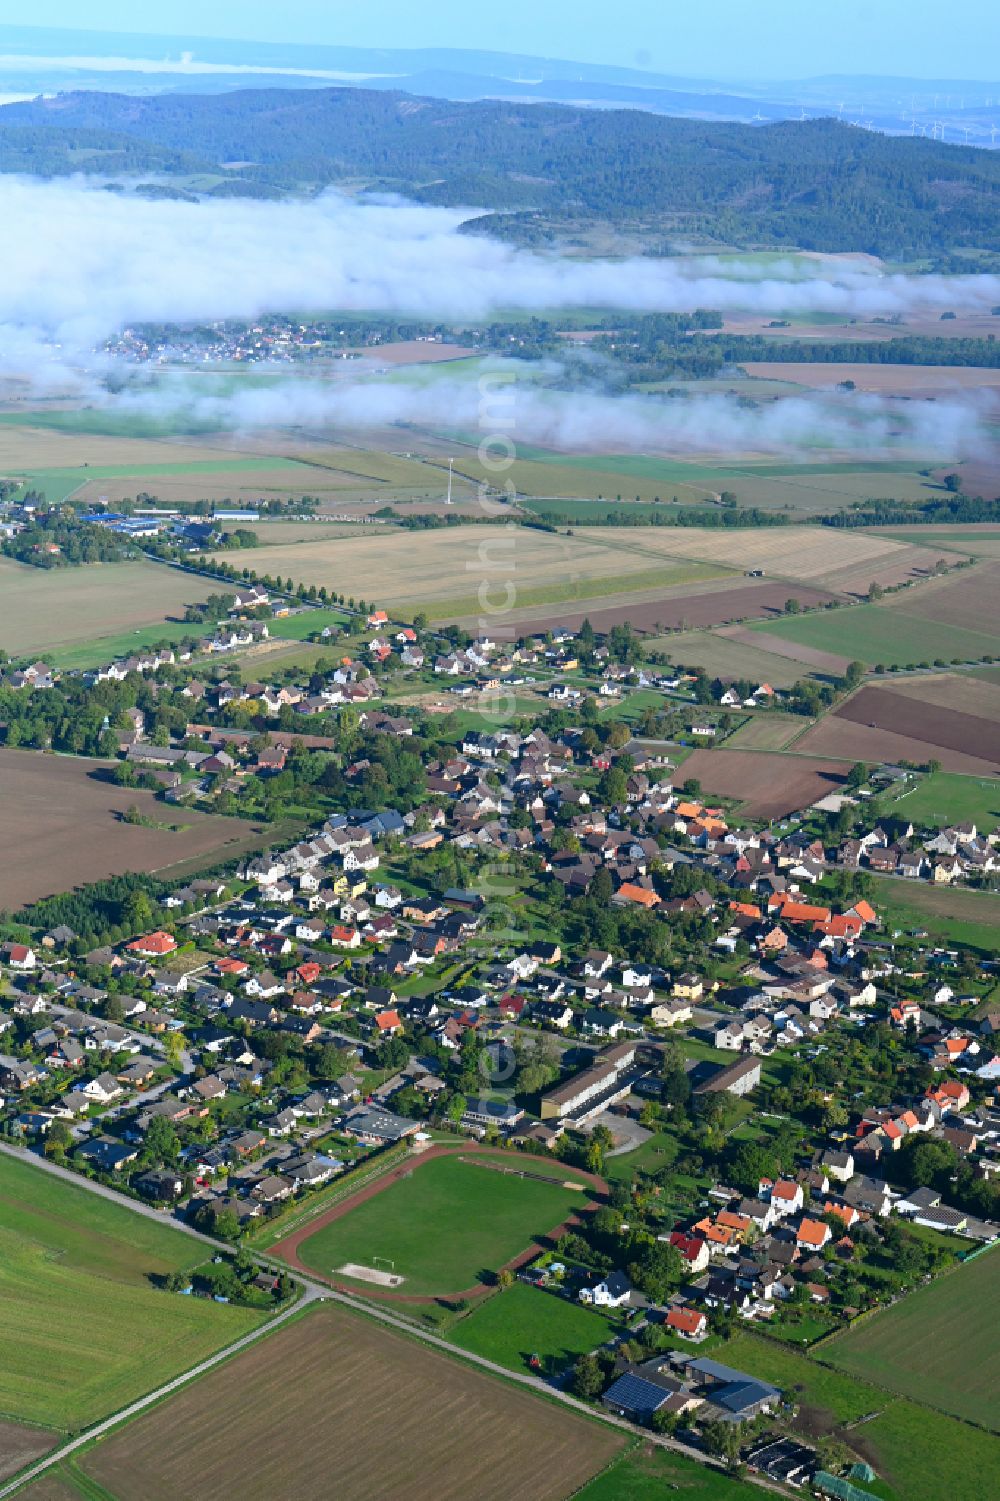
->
[269,1144,606,1303]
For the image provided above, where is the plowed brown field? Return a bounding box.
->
[679,748,850,817]
[81,1306,624,1501]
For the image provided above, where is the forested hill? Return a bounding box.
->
[3,87,999,255]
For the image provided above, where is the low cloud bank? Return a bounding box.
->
[0,176,996,464]
[105,368,992,461]
[3,176,1000,356]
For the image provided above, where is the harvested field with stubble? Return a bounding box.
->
[647,629,806,687]
[718,624,852,675]
[883,559,1000,634]
[887,671,1000,721]
[868,524,1000,557]
[581,524,946,591]
[213,525,729,614]
[726,713,813,750]
[0,423,242,472]
[0,751,270,908]
[741,361,1000,397]
[80,1305,625,1501]
[676,748,849,818]
[0,557,209,659]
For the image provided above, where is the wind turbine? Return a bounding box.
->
[445,457,454,506]
[991,124,999,147]
[962,126,971,144]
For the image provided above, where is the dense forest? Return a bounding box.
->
[2,89,999,255]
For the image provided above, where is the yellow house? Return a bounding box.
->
[331,873,368,898]
[672,973,704,1002]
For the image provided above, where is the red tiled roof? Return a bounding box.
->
[666,1307,706,1335]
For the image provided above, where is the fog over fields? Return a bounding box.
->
[2,175,998,460]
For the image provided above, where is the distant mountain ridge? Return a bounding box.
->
[2,86,998,256]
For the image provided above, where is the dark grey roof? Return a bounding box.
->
[603,1372,671,1417]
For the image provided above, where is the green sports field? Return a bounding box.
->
[294,1153,595,1296]
[0,1153,263,1432]
[822,1249,1000,1431]
[449,1283,617,1376]
[891,770,1000,833]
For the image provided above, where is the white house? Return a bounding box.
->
[579,1270,632,1308]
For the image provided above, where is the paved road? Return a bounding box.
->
[0,1145,790,1499]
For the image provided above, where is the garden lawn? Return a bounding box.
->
[294,1153,594,1295]
[448,1283,616,1377]
[821,1248,1000,1431]
[263,607,353,641]
[605,1131,681,1184]
[0,1154,263,1431]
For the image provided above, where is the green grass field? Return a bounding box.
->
[575,1446,761,1500]
[859,1399,1000,1501]
[294,1153,594,1296]
[0,1154,263,1432]
[752,603,1000,667]
[892,770,1000,833]
[264,607,354,642]
[715,1331,1000,1501]
[449,1283,616,1376]
[725,712,813,750]
[821,1249,1000,1431]
[719,1333,876,1426]
[870,876,1000,952]
[45,619,203,672]
[644,629,806,688]
[14,457,316,503]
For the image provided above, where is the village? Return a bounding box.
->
[1,581,999,1496]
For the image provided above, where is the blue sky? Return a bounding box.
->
[10,0,999,79]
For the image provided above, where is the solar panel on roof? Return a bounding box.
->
[602,1373,669,1418]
